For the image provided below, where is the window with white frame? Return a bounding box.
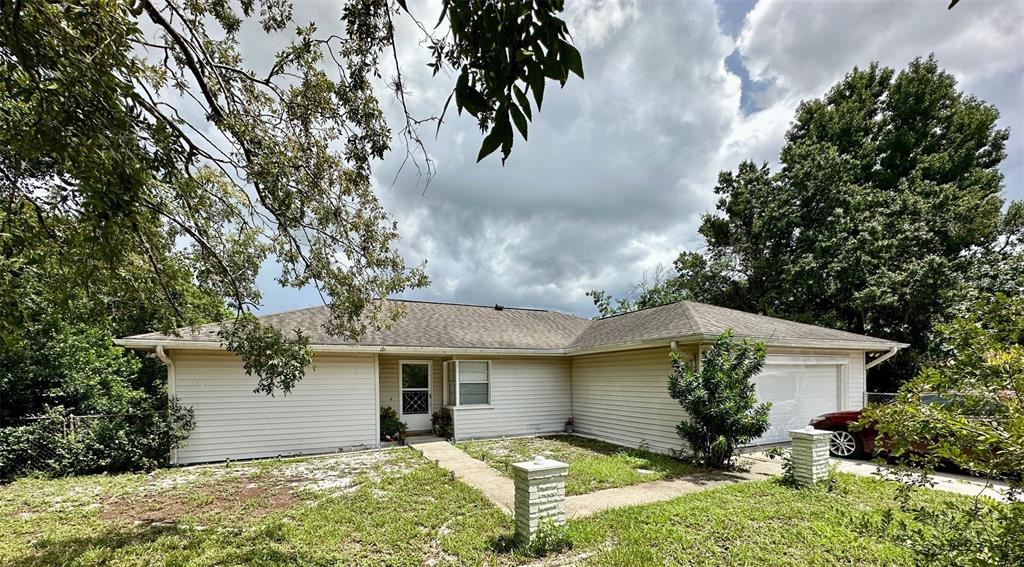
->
[443,360,490,406]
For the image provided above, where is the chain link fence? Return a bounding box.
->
[864,392,899,406]
[1,411,171,481]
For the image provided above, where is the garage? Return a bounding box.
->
[752,357,845,444]
[170,352,378,464]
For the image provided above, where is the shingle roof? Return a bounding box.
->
[568,301,900,349]
[125,300,590,351]
[122,299,903,352]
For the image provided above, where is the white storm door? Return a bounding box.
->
[400,361,432,431]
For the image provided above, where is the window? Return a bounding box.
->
[443,360,490,406]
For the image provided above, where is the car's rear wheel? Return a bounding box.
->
[829,429,862,458]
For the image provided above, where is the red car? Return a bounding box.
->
[809,410,877,458]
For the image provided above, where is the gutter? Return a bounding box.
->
[153,345,178,465]
[865,346,899,370]
[116,338,569,357]
[117,335,908,358]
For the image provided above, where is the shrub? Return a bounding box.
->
[858,292,1024,564]
[431,407,454,440]
[380,406,407,441]
[668,330,771,468]
[524,520,572,557]
[0,399,194,482]
[855,465,1023,565]
[0,411,76,481]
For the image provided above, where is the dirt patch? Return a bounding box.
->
[278,450,412,496]
[100,476,299,525]
[98,450,416,524]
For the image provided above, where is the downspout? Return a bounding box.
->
[865,346,898,370]
[373,353,381,449]
[154,346,178,465]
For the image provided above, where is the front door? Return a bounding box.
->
[400,361,432,431]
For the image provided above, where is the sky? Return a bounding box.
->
[254,0,1024,319]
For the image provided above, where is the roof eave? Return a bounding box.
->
[565,335,908,356]
[114,338,569,357]
[115,334,907,357]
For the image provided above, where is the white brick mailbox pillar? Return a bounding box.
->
[788,428,833,486]
[512,456,569,545]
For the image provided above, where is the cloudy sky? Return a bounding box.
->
[256,0,1024,318]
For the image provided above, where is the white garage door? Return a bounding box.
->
[172,353,378,464]
[752,361,841,444]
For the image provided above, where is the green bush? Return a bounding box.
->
[524,520,573,557]
[668,330,771,468]
[855,466,1023,565]
[431,407,454,440]
[0,412,76,480]
[0,400,195,482]
[380,406,407,441]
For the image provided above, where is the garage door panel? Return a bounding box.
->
[753,362,840,444]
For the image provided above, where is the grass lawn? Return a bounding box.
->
[0,446,985,565]
[456,434,699,495]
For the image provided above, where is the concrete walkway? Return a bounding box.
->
[412,440,781,518]
[413,441,1013,519]
[566,457,779,517]
[412,440,515,513]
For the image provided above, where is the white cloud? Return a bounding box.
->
[255,0,1024,318]
[371,0,740,315]
[735,0,1024,189]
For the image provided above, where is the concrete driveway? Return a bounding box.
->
[742,451,1014,502]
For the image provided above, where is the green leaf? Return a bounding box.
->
[515,48,534,62]
[542,47,566,82]
[477,122,505,162]
[528,65,545,110]
[500,116,514,164]
[562,40,584,80]
[514,85,532,121]
[510,103,528,141]
[455,73,489,116]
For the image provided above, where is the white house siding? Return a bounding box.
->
[569,346,868,454]
[452,357,571,440]
[569,347,691,455]
[378,356,444,430]
[847,352,866,410]
[170,351,377,464]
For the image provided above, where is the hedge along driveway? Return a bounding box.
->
[456,435,700,496]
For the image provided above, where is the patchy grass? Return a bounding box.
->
[457,435,699,495]
[565,472,971,566]
[0,448,512,566]
[0,448,989,565]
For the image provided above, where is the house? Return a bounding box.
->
[116,300,905,465]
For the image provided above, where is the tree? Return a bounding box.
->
[1,0,583,394]
[586,264,677,317]
[858,292,1023,564]
[668,331,771,468]
[594,56,1014,389]
[864,292,1023,483]
[0,209,222,476]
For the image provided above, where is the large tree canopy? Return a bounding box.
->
[592,56,1017,388]
[1,0,582,393]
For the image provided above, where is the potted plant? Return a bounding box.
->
[380,406,408,445]
[564,416,575,433]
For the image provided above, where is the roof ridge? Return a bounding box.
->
[253,298,585,316]
[389,298,552,312]
[678,300,707,336]
[593,300,684,321]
